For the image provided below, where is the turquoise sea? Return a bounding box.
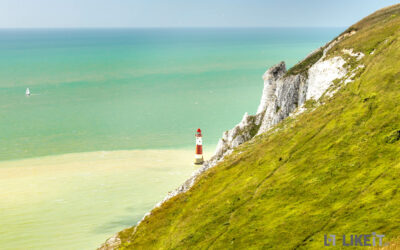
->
[0,28,342,249]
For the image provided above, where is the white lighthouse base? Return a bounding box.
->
[194,154,204,165]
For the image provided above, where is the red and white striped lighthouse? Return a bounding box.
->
[194,128,204,165]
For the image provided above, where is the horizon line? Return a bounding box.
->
[0,26,347,30]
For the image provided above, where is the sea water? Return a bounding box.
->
[0,28,342,249]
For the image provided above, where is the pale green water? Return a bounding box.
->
[0,28,343,249]
[0,150,200,250]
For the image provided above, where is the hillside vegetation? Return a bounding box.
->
[113,4,400,249]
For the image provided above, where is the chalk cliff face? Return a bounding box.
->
[256,63,307,135]
[207,42,350,167]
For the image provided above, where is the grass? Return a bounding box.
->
[112,4,400,249]
[285,48,323,76]
[374,237,400,249]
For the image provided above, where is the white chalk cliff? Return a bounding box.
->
[206,46,351,167]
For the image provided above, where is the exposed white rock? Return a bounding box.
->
[257,67,307,135]
[210,111,259,165]
[256,61,287,114]
[207,34,358,166]
[306,56,347,100]
[98,235,121,250]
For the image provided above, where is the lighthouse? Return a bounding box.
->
[194,128,204,165]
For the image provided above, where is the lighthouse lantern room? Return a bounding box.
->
[194,128,204,165]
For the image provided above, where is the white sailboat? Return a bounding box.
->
[25,88,30,96]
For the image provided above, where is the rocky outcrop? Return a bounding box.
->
[306,56,346,100]
[98,235,121,250]
[256,65,308,135]
[206,40,353,167]
[207,112,260,166]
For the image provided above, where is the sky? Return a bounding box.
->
[0,0,399,28]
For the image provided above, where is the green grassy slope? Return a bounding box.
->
[116,4,400,249]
